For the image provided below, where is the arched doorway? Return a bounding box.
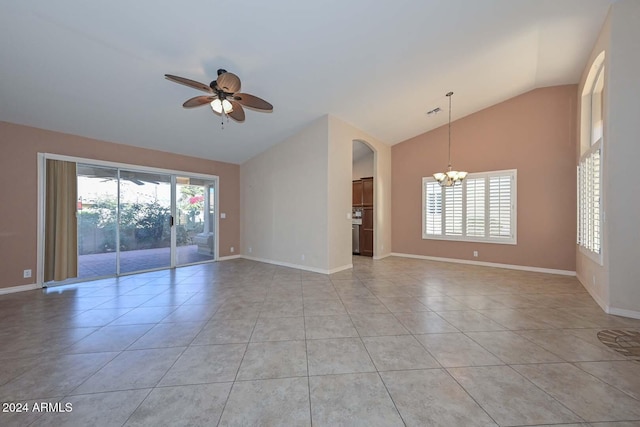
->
[352,140,375,257]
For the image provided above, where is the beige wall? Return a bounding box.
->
[391,85,577,271]
[327,117,354,271]
[0,121,240,290]
[605,0,640,315]
[240,114,392,273]
[241,116,330,271]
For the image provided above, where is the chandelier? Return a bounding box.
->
[433,91,467,187]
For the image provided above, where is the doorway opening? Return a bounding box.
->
[352,141,375,257]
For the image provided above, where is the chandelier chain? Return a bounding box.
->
[447,91,452,169]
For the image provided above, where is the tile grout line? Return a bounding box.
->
[302,278,314,427]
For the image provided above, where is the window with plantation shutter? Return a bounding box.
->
[489,175,512,239]
[577,59,603,262]
[422,170,516,244]
[444,185,463,236]
[424,181,442,235]
[466,177,485,237]
[578,145,601,255]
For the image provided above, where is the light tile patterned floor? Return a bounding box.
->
[1,256,640,426]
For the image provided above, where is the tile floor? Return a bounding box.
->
[1,256,640,426]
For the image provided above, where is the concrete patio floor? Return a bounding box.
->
[78,245,213,279]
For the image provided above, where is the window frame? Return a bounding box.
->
[577,59,604,265]
[422,169,517,245]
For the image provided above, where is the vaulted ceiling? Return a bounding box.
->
[0,0,613,164]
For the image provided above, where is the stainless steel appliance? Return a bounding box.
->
[352,222,361,255]
[352,208,363,255]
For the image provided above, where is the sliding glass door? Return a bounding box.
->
[70,162,217,282]
[118,170,172,274]
[176,177,216,266]
[77,165,118,279]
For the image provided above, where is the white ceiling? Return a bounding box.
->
[0,0,613,164]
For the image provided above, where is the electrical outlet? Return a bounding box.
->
[592,274,596,285]
[473,251,478,257]
[248,247,252,253]
[301,254,305,261]
[220,213,226,219]
[23,269,32,278]
[230,246,234,253]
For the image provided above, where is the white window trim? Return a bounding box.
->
[422,169,517,245]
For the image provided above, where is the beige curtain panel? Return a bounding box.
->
[44,159,78,282]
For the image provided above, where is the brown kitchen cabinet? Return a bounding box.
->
[353,177,374,257]
[353,177,373,207]
[352,180,363,206]
[362,177,373,206]
[360,206,374,257]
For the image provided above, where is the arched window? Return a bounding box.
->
[578,53,604,261]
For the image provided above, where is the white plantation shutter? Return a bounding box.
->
[489,175,512,239]
[422,170,516,243]
[466,177,485,237]
[578,164,584,246]
[592,149,601,253]
[444,185,463,236]
[578,146,601,254]
[424,180,442,235]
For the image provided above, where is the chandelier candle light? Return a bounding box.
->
[433,91,468,187]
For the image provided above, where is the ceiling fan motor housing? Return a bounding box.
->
[211,69,228,91]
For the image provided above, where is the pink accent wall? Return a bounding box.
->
[0,121,240,289]
[391,85,577,271]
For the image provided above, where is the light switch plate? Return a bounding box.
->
[220,213,226,219]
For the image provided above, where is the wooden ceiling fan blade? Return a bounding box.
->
[216,72,241,93]
[233,93,273,111]
[183,96,216,108]
[227,101,245,122]
[165,74,213,94]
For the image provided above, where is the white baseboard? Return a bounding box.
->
[218,255,243,261]
[373,253,391,261]
[240,255,351,275]
[608,307,640,320]
[0,283,41,295]
[390,252,576,276]
[328,264,353,274]
[572,273,640,320]
[576,272,610,313]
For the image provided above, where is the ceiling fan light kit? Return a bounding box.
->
[165,69,273,126]
[211,99,233,114]
[433,91,467,187]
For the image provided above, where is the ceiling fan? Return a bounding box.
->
[165,69,273,123]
